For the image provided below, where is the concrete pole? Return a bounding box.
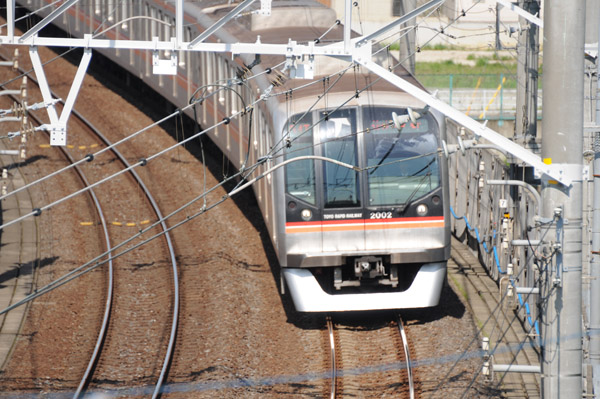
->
[589,0,600,393]
[514,0,540,147]
[541,1,585,398]
[398,0,416,75]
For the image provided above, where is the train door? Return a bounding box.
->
[317,108,366,252]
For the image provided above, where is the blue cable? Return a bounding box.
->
[450,205,541,336]
[450,205,505,274]
[517,292,540,336]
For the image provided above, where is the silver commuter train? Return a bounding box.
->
[17,0,451,312]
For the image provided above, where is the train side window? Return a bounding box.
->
[107,0,115,22]
[319,109,360,208]
[284,113,316,205]
[362,106,440,206]
[144,4,150,40]
[150,6,157,38]
[205,53,213,88]
[75,1,80,31]
[121,1,128,31]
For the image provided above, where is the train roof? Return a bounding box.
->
[188,0,428,108]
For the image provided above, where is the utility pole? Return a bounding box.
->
[588,0,600,395]
[398,0,416,74]
[540,0,585,398]
[514,0,540,147]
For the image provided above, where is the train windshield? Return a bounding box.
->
[284,113,316,205]
[284,106,439,208]
[363,107,440,206]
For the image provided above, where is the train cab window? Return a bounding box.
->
[284,113,316,205]
[319,109,360,208]
[362,107,440,206]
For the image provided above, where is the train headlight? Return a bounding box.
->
[416,204,428,216]
[301,209,312,220]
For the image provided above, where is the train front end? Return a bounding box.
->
[278,97,450,312]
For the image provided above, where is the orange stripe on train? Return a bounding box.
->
[285,217,444,233]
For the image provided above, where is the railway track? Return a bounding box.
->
[0,50,179,397]
[0,18,540,399]
[0,137,40,373]
[324,313,417,398]
[449,239,541,397]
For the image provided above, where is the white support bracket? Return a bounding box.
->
[7,0,15,40]
[152,51,178,75]
[152,38,178,75]
[495,0,543,28]
[29,44,92,146]
[355,59,572,187]
[19,0,81,42]
[257,0,272,16]
[189,0,257,48]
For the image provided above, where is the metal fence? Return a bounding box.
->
[419,74,542,122]
[446,119,542,337]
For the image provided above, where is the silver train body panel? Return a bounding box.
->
[19,0,451,311]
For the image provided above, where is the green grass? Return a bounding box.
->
[415,58,517,75]
[385,42,468,52]
[414,58,532,89]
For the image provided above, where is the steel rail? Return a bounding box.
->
[50,120,114,399]
[0,137,42,372]
[80,109,180,399]
[397,315,414,399]
[3,53,179,398]
[326,316,337,399]
[0,53,116,399]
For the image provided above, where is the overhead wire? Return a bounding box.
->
[0,151,360,317]
[436,203,556,396]
[0,53,283,203]
[1,3,548,391]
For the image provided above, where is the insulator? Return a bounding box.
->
[20,148,26,159]
[507,284,514,297]
[1,185,6,196]
[482,361,490,376]
[507,263,514,276]
[502,238,509,249]
[2,168,7,179]
[21,133,26,144]
[482,337,490,352]
[20,77,27,99]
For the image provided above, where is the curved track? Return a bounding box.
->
[0,51,180,398]
[0,138,40,373]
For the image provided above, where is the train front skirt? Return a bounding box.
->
[282,262,446,312]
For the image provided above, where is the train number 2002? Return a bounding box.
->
[370,211,392,219]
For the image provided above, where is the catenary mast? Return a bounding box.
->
[540,0,585,397]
